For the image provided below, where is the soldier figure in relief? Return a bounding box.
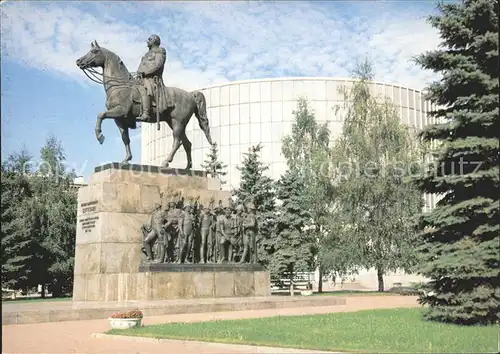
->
[187,201,198,263]
[223,207,240,263]
[136,34,167,122]
[240,203,258,263]
[178,204,195,264]
[199,203,215,263]
[212,200,224,262]
[217,208,231,263]
[230,205,244,262]
[163,201,180,262]
[141,202,165,262]
[212,201,223,262]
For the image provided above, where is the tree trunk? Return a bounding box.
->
[377,267,384,292]
[41,284,46,298]
[318,266,323,293]
[289,270,294,297]
[51,279,63,298]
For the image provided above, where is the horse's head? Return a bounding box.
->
[76,41,106,69]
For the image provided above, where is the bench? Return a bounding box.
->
[271,272,314,291]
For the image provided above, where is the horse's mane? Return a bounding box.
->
[102,47,133,79]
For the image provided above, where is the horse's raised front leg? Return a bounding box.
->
[115,119,133,165]
[162,125,183,168]
[96,112,106,144]
[95,106,126,145]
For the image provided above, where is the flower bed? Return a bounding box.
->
[108,309,143,329]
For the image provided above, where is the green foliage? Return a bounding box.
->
[233,144,276,267]
[38,135,67,179]
[1,149,35,290]
[317,214,358,281]
[269,169,315,280]
[413,0,499,325]
[1,135,78,296]
[200,142,227,185]
[41,180,77,296]
[330,60,425,291]
[282,98,334,217]
[109,308,499,353]
[281,98,336,284]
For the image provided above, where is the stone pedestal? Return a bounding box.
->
[137,264,270,299]
[72,163,264,302]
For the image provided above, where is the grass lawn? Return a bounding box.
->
[2,296,72,303]
[108,308,499,353]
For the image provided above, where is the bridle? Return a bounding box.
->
[81,66,139,93]
[81,67,106,85]
[79,51,137,88]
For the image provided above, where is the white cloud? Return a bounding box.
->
[1,1,441,91]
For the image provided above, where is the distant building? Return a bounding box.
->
[142,77,438,211]
[73,176,85,184]
[70,176,87,192]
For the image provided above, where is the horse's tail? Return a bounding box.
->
[192,91,213,145]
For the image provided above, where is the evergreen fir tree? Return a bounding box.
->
[201,142,228,185]
[414,0,499,325]
[233,144,276,267]
[270,169,315,290]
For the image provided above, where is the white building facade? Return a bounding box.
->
[141,77,435,290]
[142,77,437,212]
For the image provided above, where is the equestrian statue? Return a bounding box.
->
[76,35,213,169]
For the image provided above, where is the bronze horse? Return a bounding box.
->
[76,41,213,169]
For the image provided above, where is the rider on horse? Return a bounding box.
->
[136,34,167,122]
[76,37,213,168]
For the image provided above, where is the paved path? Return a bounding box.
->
[2,295,419,354]
[3,295,347,325]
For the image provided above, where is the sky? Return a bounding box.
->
[1,0,446,180]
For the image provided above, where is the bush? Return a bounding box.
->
[387,286,422,296]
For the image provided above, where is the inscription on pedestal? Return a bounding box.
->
[81,200,98,214]
[79,216,99,233]
[79,200,99,233]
